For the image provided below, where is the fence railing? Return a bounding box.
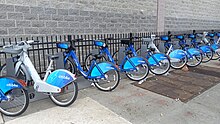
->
[0,30,208,75]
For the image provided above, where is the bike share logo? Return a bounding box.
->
[6,83,18,87]
[58,75,70,80]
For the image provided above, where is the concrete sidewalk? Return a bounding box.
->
[2,61,220,124]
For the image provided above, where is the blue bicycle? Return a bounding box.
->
[175,35,203,67]
[57,40,120,92]
[203,32,220,60]
[0,76,29,116]
[188,33,213,63]
[118,39,171,75]
[85,39,149,81]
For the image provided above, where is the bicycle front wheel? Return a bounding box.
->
[0,87,29,116]
[94,69,120,92]
[126,63,149,81]
[186,53,203,67]
[49,81,78,107]
[170,55,188,69]
[149,56,171,75]
[211,51,220,60]
[201,51,213,63]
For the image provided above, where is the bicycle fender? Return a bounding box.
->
[46,69,76,89]
[123,56,147,70]
[148,53,169,65]
[187,48,201,56]
[169,49,186,60]
[0,76,25,94]
[211,44,220,51]
[199,46,212,53]
[90,62,118,77]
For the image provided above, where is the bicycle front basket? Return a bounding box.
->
[3,45,23,54]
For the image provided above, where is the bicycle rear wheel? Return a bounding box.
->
[49,81,78,107]
[85,53,107,71]
[64,58,77,74]
[126,63,149,81]
[94,69,120,92]
[0,64,29,84]
[0,80,29,116]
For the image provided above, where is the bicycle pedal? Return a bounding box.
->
[29,93,35,99]
[91,83,95,87]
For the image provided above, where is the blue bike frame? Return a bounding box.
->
[99,47,144,72]
[64,50,117,79]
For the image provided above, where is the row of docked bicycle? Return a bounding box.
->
[0,31,219,116]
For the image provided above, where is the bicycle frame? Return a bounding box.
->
[64,49,116,79]
[127,42,167,66]
[177,38,201,58]
[96,45,146,72]
[4,41,76,93]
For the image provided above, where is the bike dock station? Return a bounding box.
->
[1,31,220,123]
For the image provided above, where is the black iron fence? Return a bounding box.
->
[0,30,210,75]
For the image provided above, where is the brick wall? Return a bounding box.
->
[164,0,220,31]
[0,0,157,36]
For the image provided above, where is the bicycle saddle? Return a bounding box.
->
[56,42,75,50]
[121,39,133,45]
[56,42,70,49]
[176,35,184,40]
[208,33,215,37]
[94,40,107,47]
[160,36,169,41]
[47,54,59,60]
[188,34,196,39]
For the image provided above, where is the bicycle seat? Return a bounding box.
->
[176,35,184,40]
[56,42,70,49]
[160,36,169,41]
[217,33,220,37]
[121,39,133,45]
[48,54,59,60]
[208,33,214,37]
[94,40,107,47]
[188,34,196,39]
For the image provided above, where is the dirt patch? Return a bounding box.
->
[133,66,220,102]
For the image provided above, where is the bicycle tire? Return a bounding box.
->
[136,49,171,75]
[0,77,29,116]
[0,64,29,84]
[149,55,171,75]
[201,50,213,63]
[85,53,108,71]
[49,81,78,107]
[112,50,120,65]
[125,63,149,81]
[170,54,188,69]
[211,51,220,60]
[93,69,120,92]
[64,57,77,75]
[186,53,203,67]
